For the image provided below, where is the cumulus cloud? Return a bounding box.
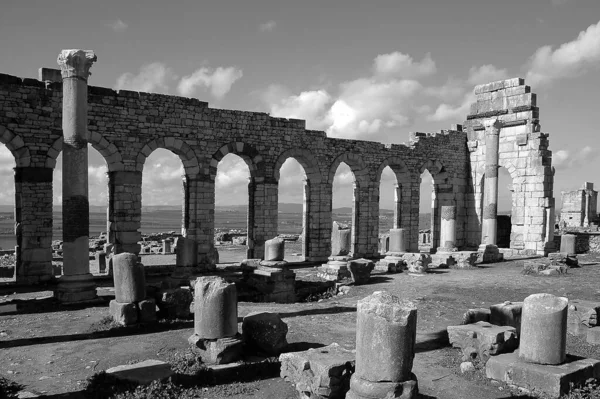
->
[467,64,509,85]
[427,92,476,122]
[552,146,599,169]
[526,19,600,86]
[115,63,175,94]
[269,88,332,130]
[373,52,436,79]
[424,78,466,101]
[108,19,128,32]
[178,66,243,99]
[259,20,276,32]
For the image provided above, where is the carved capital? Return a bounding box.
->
[57,49,97,80]
[482,118,502,135]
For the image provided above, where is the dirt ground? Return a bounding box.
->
[2,254,600,398]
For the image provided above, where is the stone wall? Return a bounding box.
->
[554,233,600,254]
[560,182,598,228]
[0,70,556,282]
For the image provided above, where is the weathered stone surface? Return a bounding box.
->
[106,359,173,385]
[348,259,374,285]
[138,298,157,323]
[109,300,138,326]
[192,276,237,339]
[486,352,600,398]
[175,237,197,267]
[406,254,431,274]
[490,301,523,334]
[375,257,404,273]
[264,237,285,261]
[388,229,407,254]
[242,312,288,355]
[188,333,243,365]
[242,264,296,303]
[447,321,518,363]
[354,292,417,383]
[112,253,145,303]
[347,374,418,399]
[331,222,351,257]
[519,293,568,365]
[279,343,355,399]
[560,234,577,255]
[157,288,193,319]
[586,328,600,345]
[462,308,491,325]
[318,261,351,282]
[568,299,600,336]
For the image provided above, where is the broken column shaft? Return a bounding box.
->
[56,49,97,303]
[481,118,502,246]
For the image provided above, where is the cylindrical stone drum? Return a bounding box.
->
[440,206,456,248]
[176,237,198,267]
[560,234,576,256]
[519,293,568,365]
[331,222,352,256]
[355,291,417,382]
[388,229,407,253]
[194,276,238,339]
[113,252,146,303]
[264,237,285,261]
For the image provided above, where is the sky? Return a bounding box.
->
[1,0,600,212]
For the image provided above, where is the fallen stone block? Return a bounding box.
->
[189,334,244,365]
[486,352,600,398]
[347,259,374,285]
[587,328,600,345]
[242,312,288,355]
[490,301,523,334]
[462,308,491,325]
[447,321,518,363]
[280,343,355,399]
[106,359,173,385]
[109,300,138,326]
[448,251,478,269]
[568,299,600,336]
[138,298,157,323]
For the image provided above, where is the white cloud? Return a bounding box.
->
[259,20,276,32]
[526,19,600,86]
[373,52,436,79]
[552,146,598,169]
[467,64,508,85]
[269,89,332,130]
[115,63,175,94]
[428,93,476,122]
[178,66,243,99]
[108,19,128,32]
[424,78,466,101]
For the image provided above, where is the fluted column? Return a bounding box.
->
[56,49,97,303]
[481,118,502,246]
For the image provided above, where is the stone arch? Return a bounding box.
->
[136,137,199,175]
[0,126,30,167]
[418,159,447,181]
[46,134,124,171]
[327,153,368,186]
[376,156,409,184]
[273,148,322,184]
[209,142,265,181]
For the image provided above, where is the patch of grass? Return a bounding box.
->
[0,376,22,399]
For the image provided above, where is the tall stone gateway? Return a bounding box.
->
[55,49,97,303]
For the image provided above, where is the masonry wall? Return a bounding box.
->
[0,72,554,282]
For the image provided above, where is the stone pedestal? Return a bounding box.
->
[318,256,352,281]
[264,237,285,261]
[113,253,145,303]
[560,234,576,256]
[478,244,504,263]
[348,259,374,285]
[519,293,568,365]
[55,49,97,304]
[347,291,418,399]
[331,221,351,256]
[447,321,518,363]
[189,276,242,364]
[241,259,296,303]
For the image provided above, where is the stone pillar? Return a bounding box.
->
[162,239,171,254]
[109,253,155,325]
[56,49,97,303]
[438,205,457,252]
[108,171,142,255]
[544,203,556,253]
[248,178,278,260]
[265,237,285,261]
[348,291,418,399]
[393,184,402,229]
[388,228,407,254]
[97,251,106,273]
[481,118,502,246]
[519,293,568,365]
[189,276,242,364]
[560,234,576,255]
[430,188,439,250]
[304,180,330,262]
[168,236,198,286]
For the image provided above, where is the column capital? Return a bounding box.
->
[482,118,502,134]
[57,49,97,81]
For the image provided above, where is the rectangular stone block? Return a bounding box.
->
[106,359,173,385]
[109,300,138,326]
[447,321,518,362]
[490,301,523,334]
[486,352,600,398]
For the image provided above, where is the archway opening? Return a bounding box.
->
[378,166,396,254]
[419,169,434,252]
[497,166,512,248]
[0,145,16,281]
[276,157,306,261]
[53,145,109,275]
[332,162,355,253]
[140,148,184,261]
[215,153,250,263]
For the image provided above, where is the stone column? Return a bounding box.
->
[393,184,402,229]
[519,293,568,365]
[560,234,576,255]
[348,291,418,399]
[56,49,97,303]
[162,240,171,254]
[264,237,285,261]
[438,205,457,252]
[481,118,502,246]
[388,228,407,254]
[189,276,242,364]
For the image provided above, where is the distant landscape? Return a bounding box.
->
[0,203,437,250]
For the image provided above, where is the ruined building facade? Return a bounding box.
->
[0,58,555,283]
[560,182,598,228]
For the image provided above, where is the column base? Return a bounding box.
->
[478,244,504,263]
[55,273,97,303]
[347,374,418,399]
[189,333,243,365]
[375,255,405,273]
[317,257,352,281]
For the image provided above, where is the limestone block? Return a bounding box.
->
[519,293,568,365]
[560,234,576,255]
[157,288,193,319]
[331,222,351,256]
[109,300,138,326]
[106,359,173,385]
[347,259,374,285]
[264,237,285,261]
[388,229,407,253]
[406,253,431,274]
[112,253,145,303]
[490,301,523,334]
[192,276,237,339]
[175,237,198,267]
[279,343,355,399]
[242,312,288,355]
[447,321,518,363]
